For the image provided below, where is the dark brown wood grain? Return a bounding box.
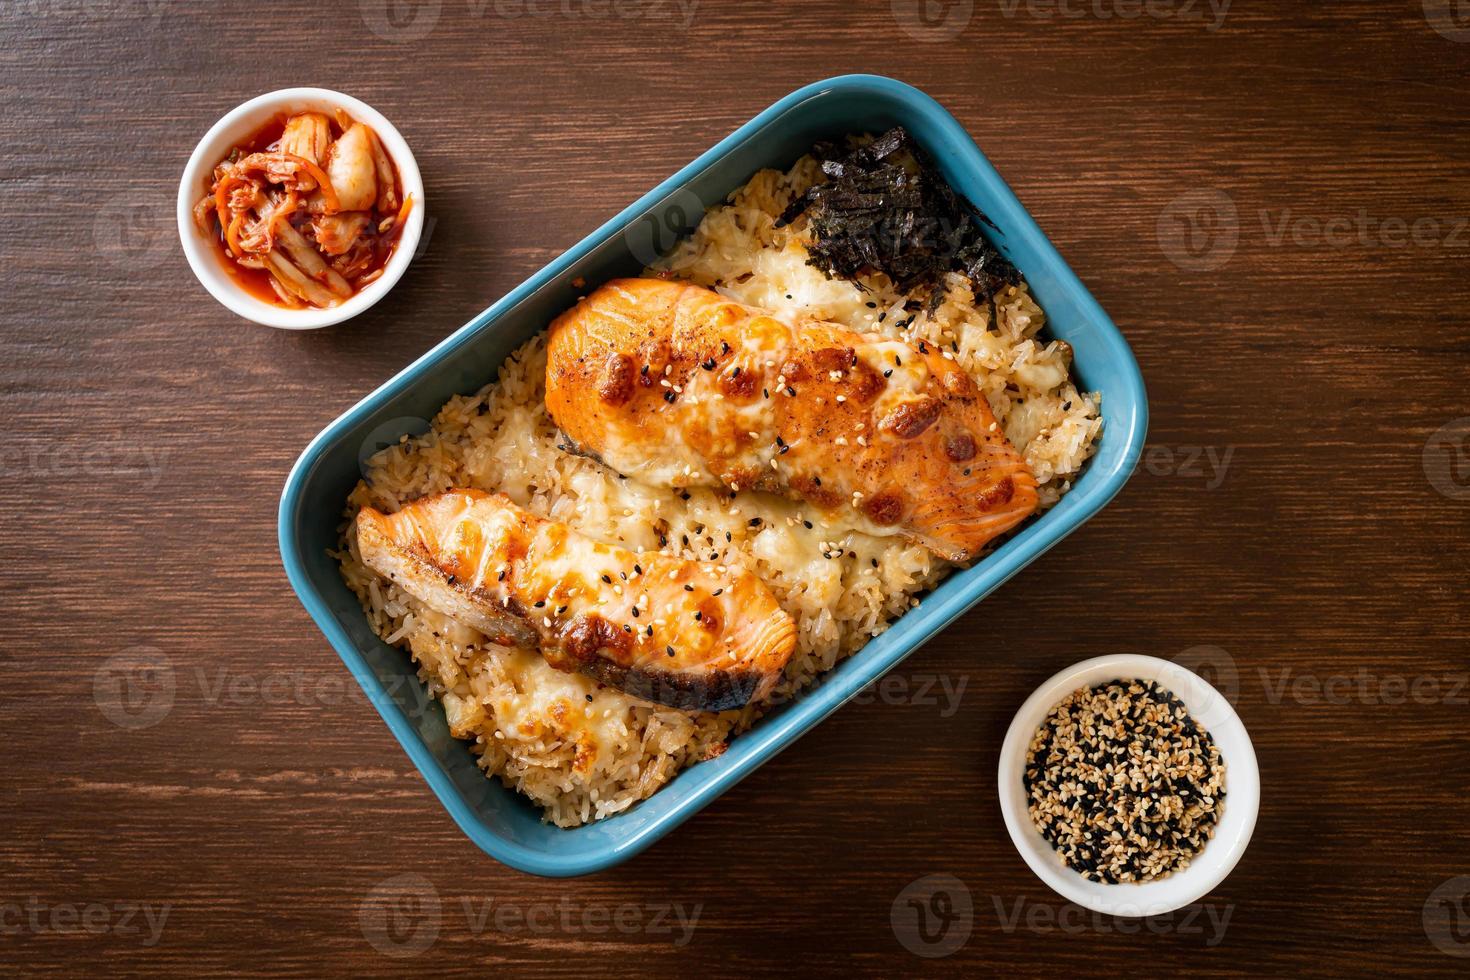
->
[3,0,1469,975]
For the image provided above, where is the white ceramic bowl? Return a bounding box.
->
[998,654,1260,917]
[176,88,425,329]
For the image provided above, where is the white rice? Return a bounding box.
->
[337,152,1102,826]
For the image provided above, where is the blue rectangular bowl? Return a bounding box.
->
[278,74,1148,876]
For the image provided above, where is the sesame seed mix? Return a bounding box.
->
[1024,679,1225,884]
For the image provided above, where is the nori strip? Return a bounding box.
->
[776,127,1020,303]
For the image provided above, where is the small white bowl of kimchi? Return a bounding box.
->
[177,88,425,329]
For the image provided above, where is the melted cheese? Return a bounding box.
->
[487,647,632,775]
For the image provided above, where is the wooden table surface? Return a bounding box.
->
[4,1,1468,975]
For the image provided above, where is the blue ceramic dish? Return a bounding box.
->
[278,74,1148,876]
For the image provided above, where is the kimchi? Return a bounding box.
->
[193,109,414,309]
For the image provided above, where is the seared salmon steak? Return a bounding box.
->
[356,489,797,712]
[545,278,1039,562]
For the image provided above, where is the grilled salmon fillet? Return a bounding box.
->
[356,489,797,712]
[545,278,1039,562]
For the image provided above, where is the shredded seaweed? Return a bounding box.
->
[776,127,1020,304]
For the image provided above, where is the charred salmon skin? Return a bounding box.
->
[356,489,797,712]
[545,278,1039,562]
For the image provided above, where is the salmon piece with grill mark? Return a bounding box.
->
[545,278,1039,562]
[356,489,797,712]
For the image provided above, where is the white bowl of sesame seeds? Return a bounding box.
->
[997,654,1260,917]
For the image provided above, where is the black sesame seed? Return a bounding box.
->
[1023,678,1224,884]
